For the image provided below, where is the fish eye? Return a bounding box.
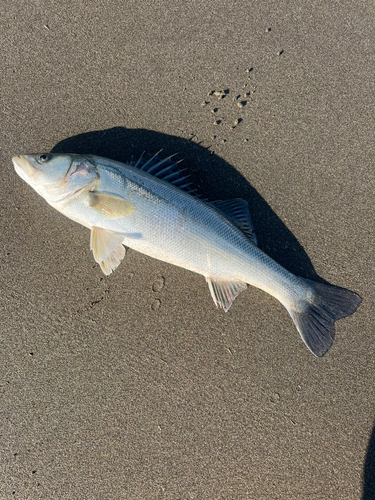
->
[37,154,51,164]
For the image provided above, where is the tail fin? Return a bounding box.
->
[288,279,362,357]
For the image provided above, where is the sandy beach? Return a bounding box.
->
[1,1,374,498]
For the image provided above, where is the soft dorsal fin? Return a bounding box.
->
[210,199,257,245]
[90,227,126,275]
[131,152,198,196]
[206,277,248,312]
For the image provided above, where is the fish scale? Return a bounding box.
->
[12,152,362,357]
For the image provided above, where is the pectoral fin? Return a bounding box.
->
[88,192,135,219]
[90,227,126,275]
[206,277,247,312]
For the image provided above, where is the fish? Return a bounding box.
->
[12,152,362,357]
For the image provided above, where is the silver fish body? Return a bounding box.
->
[12,152,362,357]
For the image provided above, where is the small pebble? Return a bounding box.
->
[237,101,247,108]
[266,27,271,32]
[211,108,218,114]
[214,120,221,125]
[277,50,284,56]
[213,91,225,99]
[213,89,229,99]
[245,67,253,73]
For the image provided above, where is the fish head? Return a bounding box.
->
[12,154,99,204]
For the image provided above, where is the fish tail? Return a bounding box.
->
[287,279,362,357]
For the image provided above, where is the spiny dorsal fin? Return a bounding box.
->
[210,199,257,245]
[206,277,248,312]
[131,152,198,196]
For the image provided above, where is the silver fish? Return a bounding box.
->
[12,152,362,357]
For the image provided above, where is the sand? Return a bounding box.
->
[1,1,374,498]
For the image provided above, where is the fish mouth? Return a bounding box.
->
[12,155,41,181]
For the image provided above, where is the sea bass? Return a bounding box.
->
[12,152,362,357]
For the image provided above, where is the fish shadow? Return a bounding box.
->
[51,126,327,282]
[363,422,375,499]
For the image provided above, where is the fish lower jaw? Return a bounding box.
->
[49,187,87,204]
[13,156,40,184]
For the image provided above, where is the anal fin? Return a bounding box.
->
[206,277,247,312]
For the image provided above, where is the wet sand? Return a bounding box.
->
[1,1,374,498]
